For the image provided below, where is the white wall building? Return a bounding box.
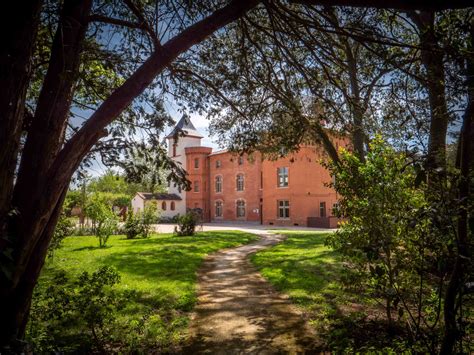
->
[131,115,204,219]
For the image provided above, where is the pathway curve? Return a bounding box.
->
[185,233,318,354]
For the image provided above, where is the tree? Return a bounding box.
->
[0,0,470,350]
[84,194,119,248]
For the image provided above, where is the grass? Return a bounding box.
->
[33,231,257,352]
[251,231,387,351]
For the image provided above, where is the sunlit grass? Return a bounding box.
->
[251,231,365,350]
[39,231,257,350]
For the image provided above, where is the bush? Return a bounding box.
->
[324,136,449,350]
[124,210,141,239]
[140,203,158,238]
[48,213,74,258]
[85,194,119,247]
[71,226,95,236]
[27,266,123,353]
[174,211,200,236]
[96,216,118,248]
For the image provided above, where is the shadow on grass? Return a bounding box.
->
[72,245,112,251]
[252,232,412,352]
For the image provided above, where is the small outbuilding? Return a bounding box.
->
[131,192,182,219]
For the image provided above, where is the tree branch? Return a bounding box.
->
[88,14,145,30]
[290,0,473,10]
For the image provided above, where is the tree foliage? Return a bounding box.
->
[325,137,469,352]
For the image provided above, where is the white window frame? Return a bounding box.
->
[236,174,244,191]
[277,167,289,187]
[236,200,246,218]
[277,200,290,219]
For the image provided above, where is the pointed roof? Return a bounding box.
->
[165,115,203,139]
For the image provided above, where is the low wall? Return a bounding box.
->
[307,216,341,228]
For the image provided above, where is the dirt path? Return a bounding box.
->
[185,233,318,354]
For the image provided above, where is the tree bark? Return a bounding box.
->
[439,21,474,355]
[409,11,449,184]
[0,0,92,349]
[0,0,42,239]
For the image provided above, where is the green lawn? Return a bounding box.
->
[32,231,257,352]
[251,231,376,351]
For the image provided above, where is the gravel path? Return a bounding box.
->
[184,233,318,354]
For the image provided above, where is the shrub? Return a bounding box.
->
[174,210,200,236]
[85,194,119,247]
[124,210,141,239]
[140,203,158,238]
[71,226,95,236]
[324,136,449,350]
[48,213,74,258]
[27,266,123,353]
[96,216,118,248]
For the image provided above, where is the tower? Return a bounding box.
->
[166,115,204,216]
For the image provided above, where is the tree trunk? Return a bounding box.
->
[409,11,449,184]
[0,0,92,349]
[0,0,42,238]
[439,22,474,355]
[0,0,260,349]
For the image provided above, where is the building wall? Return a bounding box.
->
[131,195,144,214]
[208,152,262,222]
[167,135,203,215]
[261,146,339,227]
[185,146,213,221]
[132,196,181,219]
[164,128,347,227]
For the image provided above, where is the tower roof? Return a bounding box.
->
[165,115,203,139]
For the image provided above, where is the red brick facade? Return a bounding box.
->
[184,146,344,227]
[167,115,345,227]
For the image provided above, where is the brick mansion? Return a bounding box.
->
[132,116,346,228]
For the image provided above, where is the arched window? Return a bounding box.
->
[236,200,245,217]
[215,175,222,193]
[238,156,244,165]
[236,174,244,191]
[162,201,167,210]
[171,201,175,211]
[215,201,223,217]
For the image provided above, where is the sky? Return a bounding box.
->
[87,106,217,177]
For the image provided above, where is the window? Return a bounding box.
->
[278,200,290,218]
[277,167,289,187]
[320,202,326,217]
[194,158,199,169]
[172,144,177,157]
[238,156,244,165]
[194,181,200,192]
[216,160,221,168]
[236,200,245,217]
[162,201,167,210]
[215,201,223,217]
[332,202,338,216]
[215,176,222,193]
[171,201,175,211]
[236,174,244,191]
